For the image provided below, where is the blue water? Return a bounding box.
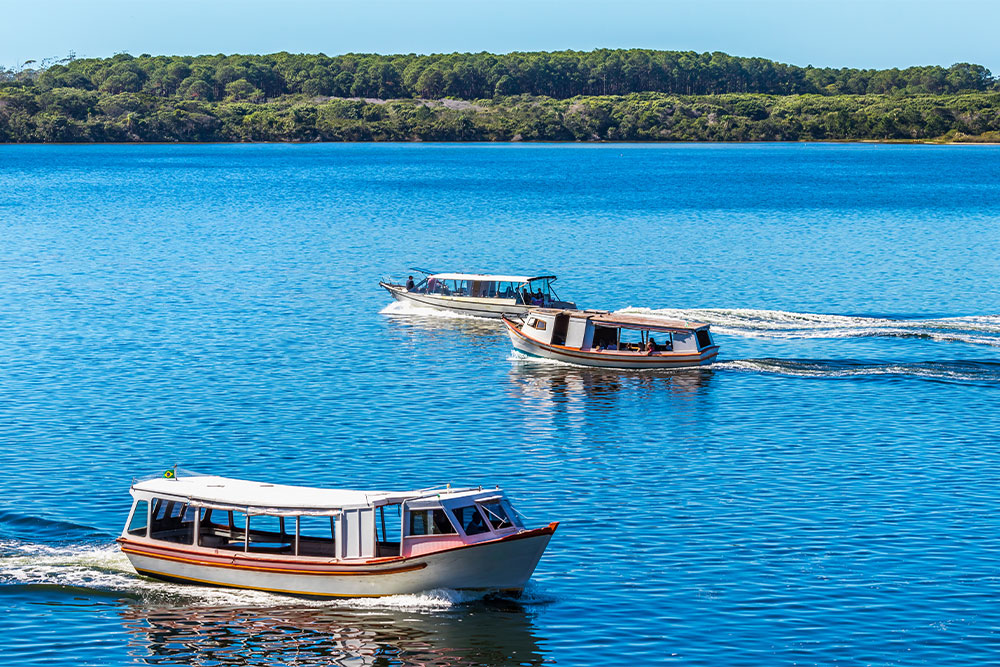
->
[0,143,999,666]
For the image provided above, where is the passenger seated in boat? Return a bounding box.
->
[521,288,531,305]
[606,342,617,351]
[646,337,656,355]
[405,276,415,291]
[531,292,544,306]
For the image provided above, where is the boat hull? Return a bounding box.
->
[380,283,574,319]
[504,318,719,369]
[119,524,556,598]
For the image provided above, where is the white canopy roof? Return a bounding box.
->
[429,273,555,283]
[131,475,490,512]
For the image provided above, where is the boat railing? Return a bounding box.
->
[380,274,406,287]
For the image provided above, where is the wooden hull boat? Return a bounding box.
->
[502,309,720,369]
[118,472,556,598]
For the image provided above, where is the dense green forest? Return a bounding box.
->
[2,49,999,142]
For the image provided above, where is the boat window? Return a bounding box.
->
[478,501,513,531]
[529,318,547,330]
[297,515,337,557]
[468,280,494,298]
[149,498,195,544]
[376,504,401,544]
[527,279,554,303]
[696,330,712,349]
[408,509,457,536]
[483,281,500,298]
[617,328,646,352]
[592,326,618,349]
[547,280,562,302]
[496,282,517,299]
[229,510,249,549]
[452,506,490,536]
[501,499,525,528]
[197,508,233,548]
[127,500,149,537]
[234,514,291,553]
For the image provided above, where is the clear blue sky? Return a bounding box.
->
[4,0,998,72]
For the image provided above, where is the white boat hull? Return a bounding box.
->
[119,524,555,598]
[504,318,719,369]
[380,283,574,319]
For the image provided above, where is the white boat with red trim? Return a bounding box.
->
[118,470,557,598]
[503,308,720,369]
[379,269,576,318]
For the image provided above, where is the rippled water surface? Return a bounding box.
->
[1,143,999,666]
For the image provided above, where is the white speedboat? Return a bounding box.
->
[379,270,576,319]
[118,471,557,598]
[503,308,720,369]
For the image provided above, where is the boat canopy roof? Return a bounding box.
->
[132,475,488,512]
[529,308,709,332]
[428,273,556,283]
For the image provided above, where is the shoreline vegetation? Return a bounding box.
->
[2,49,999,143]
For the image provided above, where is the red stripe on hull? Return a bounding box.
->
[118,523,558,577]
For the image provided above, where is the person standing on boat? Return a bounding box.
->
[406,275,415,291]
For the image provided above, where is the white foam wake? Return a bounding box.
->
[618,307,1000,347]
[380,300,495,322]
[0,540,492,610]
[716,359,1000,383]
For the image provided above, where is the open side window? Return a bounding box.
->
[376,504,402,557]
[696,329,713,349]
[296,515,337,557]
[197,508,233,548]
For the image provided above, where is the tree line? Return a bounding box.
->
[2,89,998,143]
[2,49,996,102]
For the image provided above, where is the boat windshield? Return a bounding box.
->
[526,278,559,303]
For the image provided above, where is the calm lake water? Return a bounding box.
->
[1,142,999,666]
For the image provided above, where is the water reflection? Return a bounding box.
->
[509,361,715,406]
[120,599,546,667]
[381,307,507,350]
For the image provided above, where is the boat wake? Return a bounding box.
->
[0,539,535,610]
[718,358,1000,384]
[618,307,1000,347]
[380,300,495,322]
[511,350,999,384]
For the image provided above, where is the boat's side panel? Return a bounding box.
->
[505,319,719,369]
[121,528,554,597]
